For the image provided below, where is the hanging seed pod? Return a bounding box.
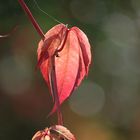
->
[32,125,76,140]
[49,125,76,140]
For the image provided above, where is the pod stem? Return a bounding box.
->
[18,0,45,40]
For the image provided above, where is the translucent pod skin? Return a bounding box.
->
[37,24,91,114]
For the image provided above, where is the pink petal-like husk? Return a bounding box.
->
[71,27,91,74]
[37,24,67,100]
[73,47,86,89]
[50,29,80,113]
[37,24,91,115]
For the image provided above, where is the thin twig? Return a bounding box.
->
[0,25,19,38]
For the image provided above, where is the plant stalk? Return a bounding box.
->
[18,0,45,40]
[50,56,63,125]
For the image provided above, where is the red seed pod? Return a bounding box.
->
[32,128,54,140]
[37,24,91,114]
[32,125,76,140]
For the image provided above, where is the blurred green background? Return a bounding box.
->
[0,0,140,139]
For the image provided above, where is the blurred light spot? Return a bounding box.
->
[111,78,139,107]
[131,0,140,13]
[102,13,139,48]
[0,55,33,95]
[96,13,140,76]
[95,40,140,75]
[69,81,105,117]
[73,122,114,140]
[131,0,140,30]
[107,76,140,126]
[95,41,126,75]
[126,48,140,74]
[70,0,107,24]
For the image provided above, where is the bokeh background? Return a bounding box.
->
[0,0,140,139]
